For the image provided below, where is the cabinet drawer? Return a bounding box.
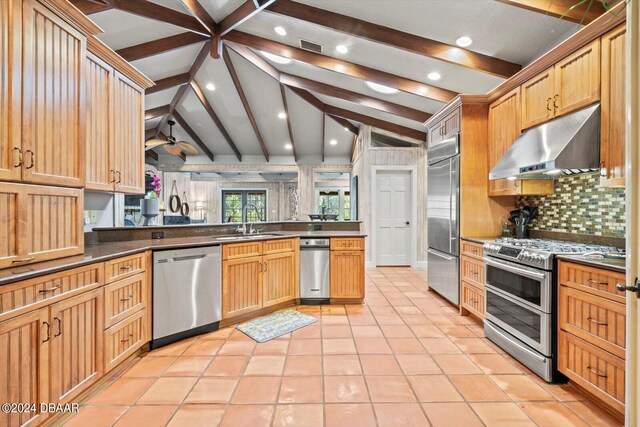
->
[0,263,103,322]
[559,285,625,359]
[330,238,364,251]
[104,309,146,372]
[104,273,146,328]
[559,331,624,414]
[558,260,626,304]
[222,241,262,260]
[263,238,296,254]
[461,281,485,320]
[105,253,146,284]
[461,240,483,259]
[461,255,484,287]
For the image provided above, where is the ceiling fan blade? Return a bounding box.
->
[177,141,198,155]
[145,138,167,147]
[164,144,183,156]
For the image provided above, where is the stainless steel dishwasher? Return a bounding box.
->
[299,238,330,304]
[152,245,221,348]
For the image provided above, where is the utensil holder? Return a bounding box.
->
[515,224,529,239]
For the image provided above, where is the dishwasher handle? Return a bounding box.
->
[156,253,212,263]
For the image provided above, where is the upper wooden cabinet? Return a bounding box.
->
[521,39,600,130]
[427,108,460,147]
[600,24,626,188]
[85,53,146,194]
[489,88,521,196]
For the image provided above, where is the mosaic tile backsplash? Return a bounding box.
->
[516,172,625,238]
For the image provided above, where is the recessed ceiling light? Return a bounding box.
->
[336,45,348,54]
[344,127,349,132]
[456,36,473,47]
[284,143,293,150]
[330,139,338,145]
[427,72,441,81]
[205,83,216,91]
[365,81,398,94]
[260,51,292,64]
[278,112,287,119]
[274,26,287,36]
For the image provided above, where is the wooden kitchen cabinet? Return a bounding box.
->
[0,309,50,427]
[48,289,103,406]
[521,69,555,130]
[600,24,626,188]
[330,250,365,300]
[262,251,296,307]
[427,108,460,147]
[459,240,485,320]
[0,183,83,270]
[222,256,263,319]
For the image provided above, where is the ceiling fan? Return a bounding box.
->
[145,120,198,156]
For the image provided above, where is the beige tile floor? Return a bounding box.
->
[61,267,623,427]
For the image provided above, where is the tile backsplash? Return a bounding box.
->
[516,172,625,238]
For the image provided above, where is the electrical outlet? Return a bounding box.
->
[152,231,165,239]
[89,211,98,224]
[84,211,90,225]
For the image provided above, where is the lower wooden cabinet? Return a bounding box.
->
[222,255,263,319]
[104,308,146,372]
[460,281,485,320]
[263,251,296,307]
[330,250,365,300]
[459,240,485,320]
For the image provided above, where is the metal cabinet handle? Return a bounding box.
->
[587,279,608,286]
[116,171,122,184]
[587,317,608,326]
[53,317,62,337]
[120,334,134,343]
[263,262,268,272]
[13,147,23,168]
[25,150,35,169]
[259,262,263,272]
[587,366,608,378]
[109,170,117,183]
[546,97,552,112]
[553,94,559,110]
[120,295,133,303]
[39,285,61,294]
[11,257,36,264]
[120,265,133,271]
[42,321,51,343]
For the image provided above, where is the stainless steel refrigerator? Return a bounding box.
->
[427,134,460,305]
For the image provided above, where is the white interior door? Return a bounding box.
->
[376,170,411,266]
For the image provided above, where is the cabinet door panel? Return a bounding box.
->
[49,289,103,405]
[0,184,20,268]
[222,256,262,319]
[600,25,626,188]
[85,53,114,191]
[554,39,600,117]
[263,252,295,307]
[488,88,520,195]
[0,310,49,427]
[0,0,22,182]
[23,185,84,263]
[22,0,85,187]
[113,72,144,194]
[442,108,460,138]
[330,250,364,299]
[521,69,554,130]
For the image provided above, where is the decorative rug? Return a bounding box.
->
[236,309,318,342]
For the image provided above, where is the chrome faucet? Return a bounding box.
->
[236,203,261,235]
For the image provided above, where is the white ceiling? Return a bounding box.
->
[86,0,583,166]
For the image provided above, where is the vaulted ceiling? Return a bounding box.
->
[72,0,589,165]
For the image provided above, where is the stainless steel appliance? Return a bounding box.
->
[483,238,623,382]
[299,238,330,304]
[152,246,221,348]
[427,134,460,304]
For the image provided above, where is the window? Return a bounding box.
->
[316,189,350,220]
[222,190,267,223]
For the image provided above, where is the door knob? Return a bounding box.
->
[616,278,640,296]
[405,221,410,226]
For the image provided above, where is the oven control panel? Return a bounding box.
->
[518,251,546,265]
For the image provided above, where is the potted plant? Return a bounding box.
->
[140,173,161,226]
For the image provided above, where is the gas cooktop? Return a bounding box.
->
[484,238,624,269]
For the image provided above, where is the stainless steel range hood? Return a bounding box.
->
[489,104,600,180]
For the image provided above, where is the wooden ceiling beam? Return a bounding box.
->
[324,104,426,141]
[218,0,277,36]
[224,42,281,80]
[145,105,171,120]
[286,86,325,111]
[178,0,217,34]
[321,112,325,162]
[172,110,215,161]
[266,0,522,78]
[145,149,159,161]
[327,114,359,135]
[69,0,114,14]
[146,73,191,95]
[116,32,209,62]
[190,80,243,161]
[112,0,209,35]
[224,31,458,103]
[222,46,270,161]
[279,84,298,161]
[495,0,612,24]
[280,73,432,122]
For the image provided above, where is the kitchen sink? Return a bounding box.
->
[215,234,279,241]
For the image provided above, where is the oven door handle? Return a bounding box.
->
[485,320,546,364]
[484,257,547,281]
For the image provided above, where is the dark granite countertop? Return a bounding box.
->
[0,231,367,287]
[557,254,626,274]
[461,236,499,245]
